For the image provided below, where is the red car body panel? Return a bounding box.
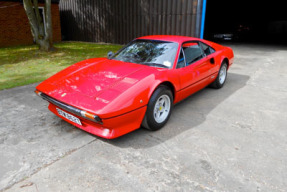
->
[48,103,147,139]
[36,35,234,139]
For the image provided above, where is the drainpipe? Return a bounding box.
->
[195,0,202,38]
[196,0,207,39]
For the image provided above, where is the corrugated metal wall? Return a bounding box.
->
[59,0,203,44]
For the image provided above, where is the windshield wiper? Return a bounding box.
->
[141,62,169,68]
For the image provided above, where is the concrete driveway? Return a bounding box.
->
[1,44,287,192]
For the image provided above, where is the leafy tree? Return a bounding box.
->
[23,0,55,51]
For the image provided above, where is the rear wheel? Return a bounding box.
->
[210,61,228,89]
[142,85,173,131]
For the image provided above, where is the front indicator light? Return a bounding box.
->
[81,111,102,124]
[35,90,42,96]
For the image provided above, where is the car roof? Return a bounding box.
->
[136,35,203,44]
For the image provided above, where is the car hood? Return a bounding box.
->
[36,58,164,117]
[50,58,146,97]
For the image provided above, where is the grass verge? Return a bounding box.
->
[0,42,122,90]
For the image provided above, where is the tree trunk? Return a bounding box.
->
[45,0,54,49]
[38,39,51,51]
[23,0,55,51]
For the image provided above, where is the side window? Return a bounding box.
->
[177,49,185,68]
[182,42,204,65]
[199,42,215,56]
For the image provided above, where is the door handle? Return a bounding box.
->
[210,57,215,64]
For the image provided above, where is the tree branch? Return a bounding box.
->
[32,0,45,39]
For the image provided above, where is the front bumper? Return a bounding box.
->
[36,92,102,124]
[37,91,147,139]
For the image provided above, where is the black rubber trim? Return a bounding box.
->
[39,93,103,124]
[103,105,147,120]
[39,92,144,122]
[40,93,83,118]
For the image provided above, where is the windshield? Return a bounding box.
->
[112,40,178,68]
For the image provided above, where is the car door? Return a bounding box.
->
[198,41,218,76]
[176,41,215,100]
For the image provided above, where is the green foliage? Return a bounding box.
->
[0,42,122,90]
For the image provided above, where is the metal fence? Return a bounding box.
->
[59,0,203,44]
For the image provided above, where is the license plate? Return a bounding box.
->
[56,108,82,126]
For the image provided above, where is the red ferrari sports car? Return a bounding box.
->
[35,35,234,139]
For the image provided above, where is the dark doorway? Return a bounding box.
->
[204,0,287,44]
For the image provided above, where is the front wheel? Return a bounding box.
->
[210,61,228,89]
[142,86,173,131]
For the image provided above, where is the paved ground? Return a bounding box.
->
[0,44,287,192]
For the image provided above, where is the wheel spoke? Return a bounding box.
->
[219,65,227,84]
[153,94,171,123]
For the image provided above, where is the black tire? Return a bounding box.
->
[142,85,173,131]
[210,61,228,89]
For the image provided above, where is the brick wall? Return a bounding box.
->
[0,1,61,47]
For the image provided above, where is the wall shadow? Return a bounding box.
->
[105,72,250,148]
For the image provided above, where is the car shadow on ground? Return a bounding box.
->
[105,72,250,148]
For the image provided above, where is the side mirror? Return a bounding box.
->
[107,51,114,59]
